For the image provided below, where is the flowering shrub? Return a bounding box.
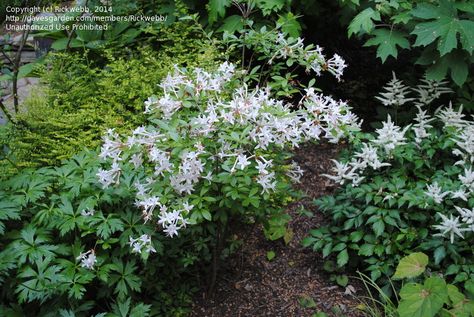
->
[97,60,360,255]
[304,77,474,287]
[223,22,347,97]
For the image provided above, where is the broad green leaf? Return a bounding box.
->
[411,18,453,49]
[411,2,474,56]
[201,209,212,221]
[17,63,37,79]
[364,28,410,62]
[337,249,349,267]
[217,15,243,33]
[371,219,386,236]
[393,252,429,279]
[398,277,448,317]
[336,275,349,287]
[458,20,474,54]
[359,244,374,256]
[278,12,302,38]
[256,0,285,16]
[411,3,446,19]
[266,251,276,261]
[208,0,231,24]
[447,52,468,86]
[348,7,381,37]
[51,38,83,50]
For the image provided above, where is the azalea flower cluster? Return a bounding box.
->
[227,26,347,83]
[268,32,347,81]
[325,76,474,244]
[97,61,359,254]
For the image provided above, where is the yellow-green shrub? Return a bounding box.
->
[1,20,221,173]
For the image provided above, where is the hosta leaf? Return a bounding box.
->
[348,7,381,37]
[393,252,428,279]
[397,277,448,317]
[364,29,410,62]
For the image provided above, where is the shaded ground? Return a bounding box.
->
[191,142,365,317]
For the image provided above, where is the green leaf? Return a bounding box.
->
[217,15,243,33]
[411,2,474,56]
[393,252,429,279]
[266,251,276,261]
[51,38,83,50]
[208,0,231,24]
[458,20,474,54]
[336,274,349,287]
[337,249,349,267]
[348,7,381,37]
[433,246,446,265]
[17,63,37,79]
[372,219,385,237]
[299,295,317,308]
[97,215,124,239]
[256,0,285,16]
[448,53,468,86]
[277,12,302,38]
[359,244,374,256]
[397,277,448,317]
[201,209,212,221]
[412,18,453,49]
[364,29,410,62]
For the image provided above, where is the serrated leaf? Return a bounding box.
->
[256,0,285,16]
[208,0,231,24]
[458,20,474,54]
[277,12,302,38]
[359,244,374,256]
[372,219,385,237]
[348,7,381,37]
[364,29,410,62]
[337,249,349,267]
[393,252,429,279]
[412,18,453,49]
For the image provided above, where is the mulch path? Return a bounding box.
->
[191,142,366,317]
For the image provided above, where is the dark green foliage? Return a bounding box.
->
[304,126,474,290]
[0,151,208,315]
[345,0,474,86]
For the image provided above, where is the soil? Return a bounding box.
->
[191,142,366,317]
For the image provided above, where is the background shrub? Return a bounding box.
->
[0,20,221,174]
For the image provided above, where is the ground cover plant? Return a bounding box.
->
[305,76,474,294]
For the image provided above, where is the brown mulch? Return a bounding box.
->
[191,142,366,317]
